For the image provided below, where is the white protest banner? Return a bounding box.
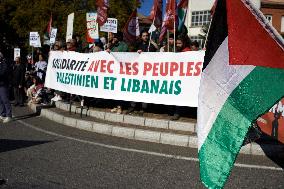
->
[14,48,20,60]
[50,28,57,44]
[66,13,74,42]
[29,32,40,47]
[86,12,99,42]
[45,51,205,107]
[100,18,118,33]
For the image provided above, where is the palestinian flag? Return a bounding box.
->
[197,0,284,188]
[177,0,188,32]
[43,14,52,45]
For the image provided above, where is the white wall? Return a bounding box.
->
[189,0,215,11]
[186,0,215,30]
[186,0,261,37]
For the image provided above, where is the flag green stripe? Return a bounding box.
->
[199,66,284,189]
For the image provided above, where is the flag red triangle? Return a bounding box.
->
[227,0,284,69]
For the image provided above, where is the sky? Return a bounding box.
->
[138,0,183,16]
[138,0,166,16]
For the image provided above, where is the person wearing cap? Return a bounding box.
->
[0,52,12,123]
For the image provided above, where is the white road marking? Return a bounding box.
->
[18,120,283,171]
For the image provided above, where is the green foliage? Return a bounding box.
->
[0,0,141,57]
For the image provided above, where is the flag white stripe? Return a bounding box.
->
[197,37,255,150]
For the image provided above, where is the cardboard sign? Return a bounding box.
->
[29,32,41,47]
[66,13,74,42]
[100,18,118,33]
[50,28,58,44]
[86,12,99,40]
[14,48,20,60]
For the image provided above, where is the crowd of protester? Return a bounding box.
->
[0,29,201,123]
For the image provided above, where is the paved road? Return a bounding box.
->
[0,106,283,189]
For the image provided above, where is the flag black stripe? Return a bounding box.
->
[203,0,228,70]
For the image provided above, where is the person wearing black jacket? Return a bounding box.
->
[136,30,158,53]
[0,52,12,123]
[12,57,26,106]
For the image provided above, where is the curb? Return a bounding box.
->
[54,101,197,133]
[28,103,284,156]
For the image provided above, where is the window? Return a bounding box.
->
[190,36,204,48]
[191,11,211,27]
[265,15,273,24]
[281,16,284,32]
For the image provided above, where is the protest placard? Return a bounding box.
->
[50,28,57,44]
[14,48,20,60]
[29,32,41,47]
[66,13,74,42]
[100,18,118,33]
[86,12,99,42]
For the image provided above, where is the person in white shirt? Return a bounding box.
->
[34,54,47,81]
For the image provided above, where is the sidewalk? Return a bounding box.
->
[28,101,284,157]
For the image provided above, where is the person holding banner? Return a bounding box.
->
[160,33,175,52]
[126,30,158,115]
[136,30,158,53]
[176,34,191,52]
[66,38,77,52]
[190,40,200,51]
[106,32,129,114]
[0,52,13,123]
[106,32,128,52]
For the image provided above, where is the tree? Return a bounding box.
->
[0,0,140,58]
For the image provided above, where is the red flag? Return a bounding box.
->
[96,0,109,26]
[210,0,217,16]
[123,9,140,44]
[164,0,176,30]
[177,0,188,8]
[159,0,176,42]
[45,14,52,37]
[149,0,163,28]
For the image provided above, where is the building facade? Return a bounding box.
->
[261,0,284,37]
[185,0,284,46]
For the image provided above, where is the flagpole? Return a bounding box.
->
[148,17,156,52]
[167,30,169,52]
[203,16,213,49]
[107,32,110,50]
[174,18,176,52]
[32,46,34,65]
